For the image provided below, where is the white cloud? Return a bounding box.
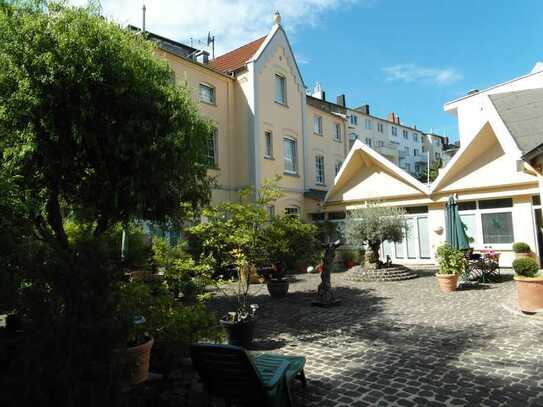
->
[70,0,361,55]
[382,64,463,86]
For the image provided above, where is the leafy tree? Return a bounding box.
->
[344,202,407,269]
[416,159,442,183]
[0,2,212,405]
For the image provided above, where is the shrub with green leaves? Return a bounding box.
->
[436,244,466,275]
[512,257,539,277]
[152,237,214,302]
[259,215,321,276]
[512,242,531,254]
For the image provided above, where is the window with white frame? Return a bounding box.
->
[412,132,418,142]
[391,126,397,136]
[334,123,342,141]
[422,146,427,153]
[199,83,215,104]
[315,155,325,185]
[264,131,273,159]
[334,160,343,175]
[365,137,372,147]
[377,123,384,133]
[350,114,358,126]
[266,205,275,218]
[458,198,514,246]
[402,129,408,139]
[275,74,286,104]
[313,115,323,135]
[364,118,372,129]
[435,152,441,160]
[377,140,385,148]
[413,148,419,156]
[207,128,218,167]
[283,137,297,173]
[285,206,300,216]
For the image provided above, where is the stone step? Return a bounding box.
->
[344,265,419,282]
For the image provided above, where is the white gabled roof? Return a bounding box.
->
[324,140,429,204]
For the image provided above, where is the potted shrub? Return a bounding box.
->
[219,249,259,347]
[512,242,532,259]
[435,244,466,292]
[259,215,320,298]
[513,257,543,314]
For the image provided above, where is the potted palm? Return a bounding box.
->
[513,257,543,314]
[435,243,466,293]
[513,242,532,259]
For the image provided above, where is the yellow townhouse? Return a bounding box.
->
[137,11,445,221]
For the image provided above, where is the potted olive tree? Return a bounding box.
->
[435,244,466,292]
[344,202,407,270]
[260,215,320,297]
[513,257,543,314]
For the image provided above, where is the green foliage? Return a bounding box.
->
[259,215,320,277]
[187,177,283,273]
[0,2,212,246]
[512,242,531,254]
[512,257,539,277]
[152,237,214,302]
[416,159,442,183]
[436,243,466,275]
[0,3,212,404]
[116,280,222,349]
[345,202,407,249]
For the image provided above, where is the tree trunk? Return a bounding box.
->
[364,243,381,270]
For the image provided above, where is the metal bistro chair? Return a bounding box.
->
[190,343,306,407]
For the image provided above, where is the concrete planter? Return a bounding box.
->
[514,275,543,314]
[436,274,459,293]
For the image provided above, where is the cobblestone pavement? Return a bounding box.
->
[210,270,543,406]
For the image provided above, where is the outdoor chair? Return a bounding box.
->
[190,343,306,407]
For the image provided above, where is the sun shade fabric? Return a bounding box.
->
[446,196,470,250]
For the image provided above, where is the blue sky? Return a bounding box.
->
[290,0,543,141]
[74,0,543,141]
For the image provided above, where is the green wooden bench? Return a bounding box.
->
[190,343,306,407]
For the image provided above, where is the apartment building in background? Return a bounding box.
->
[137,12,450,220]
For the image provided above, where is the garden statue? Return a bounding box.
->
[313,239,342,307]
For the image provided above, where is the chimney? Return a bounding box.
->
[387,112,396,123]
[321,91,326,101]
[336,94,346,107]
[359,104,370,115]
[311,82,325,100]
[195,50,210,64]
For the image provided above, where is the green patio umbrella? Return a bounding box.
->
[445,195,470,250]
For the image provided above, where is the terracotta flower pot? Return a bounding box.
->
[121,337,154,385]
[514,275,543,313]
[436,274,459,293]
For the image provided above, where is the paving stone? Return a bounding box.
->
[207,271,543,406]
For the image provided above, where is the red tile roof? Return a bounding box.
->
[209,36,267,74]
